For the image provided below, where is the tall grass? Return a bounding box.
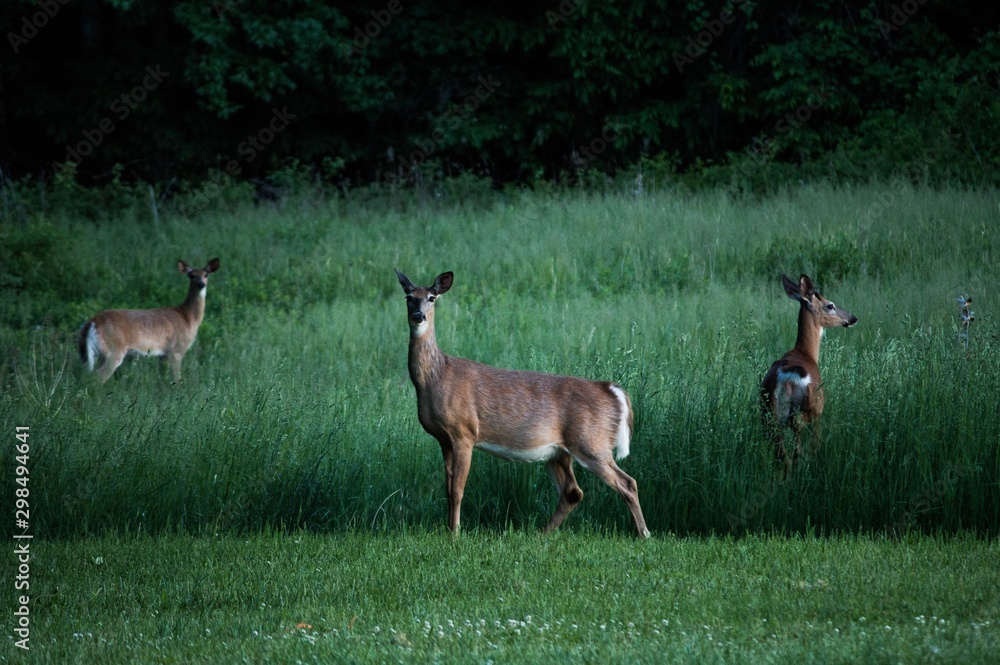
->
[1,182,997,537]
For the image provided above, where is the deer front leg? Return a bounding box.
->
[446,442,474,534]
[437,439,456,528]
[167,352,184,382]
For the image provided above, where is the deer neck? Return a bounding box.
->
[178,282,207,323]
[408,318,446,393]
[794,305,823,364]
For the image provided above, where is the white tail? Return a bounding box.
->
[79,258,220,383]
[395,268,649,538]
[760,273,857,476]
[81,322,100,372]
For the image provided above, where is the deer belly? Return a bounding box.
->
[126,346,167,358]
[475,442,562,463]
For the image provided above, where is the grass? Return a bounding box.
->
[2,181,997,537]
[10,531,998,663]
[0,182,998,660]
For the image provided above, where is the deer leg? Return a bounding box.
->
[99,349,126,383]
[809,414,823,457]
[445,441,473,534]
[437,439,456,528]
[577,454,650,538]
[544,452,584,533]
[789,415,804,476]
[167,352,184,382]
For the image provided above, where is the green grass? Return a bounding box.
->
[2,182,997,537]
[12,531,1000,663]
[2,182,998,661]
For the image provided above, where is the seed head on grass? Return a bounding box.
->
[957,294,974,351]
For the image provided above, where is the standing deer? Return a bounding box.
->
[760,273,857,476]
[79,258,220,383]
[395,269,649,538]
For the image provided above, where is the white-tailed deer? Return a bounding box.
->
[760,273,857,476]
[79,258,220,383]
[395,269,649,538]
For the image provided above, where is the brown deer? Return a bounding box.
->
[79,258,220,383]
[760,273,857,476]
[395,269,649,538]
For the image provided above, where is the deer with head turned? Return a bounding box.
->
[395,268,649,538]
[760,273,857,476]
[79,258,220,383]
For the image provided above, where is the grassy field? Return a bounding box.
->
[1,182,998,660]
[12,531,1000,663]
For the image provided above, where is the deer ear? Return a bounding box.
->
[395,268,416,294]
[206,258,220,273]
[782,273,813,307]
[782,274,802,301]
[432,272,454,295]
[178,261,190,275]
[798,274,815,298]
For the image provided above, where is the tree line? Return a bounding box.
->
[2,0,998,192]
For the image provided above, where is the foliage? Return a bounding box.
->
[1,1,998,190]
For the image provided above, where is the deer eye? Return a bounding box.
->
[428,295,436,302]
[825,303,836,310]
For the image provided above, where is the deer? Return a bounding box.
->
[79,258,220,383]
[395,269,650,538]
[760,273,857,477]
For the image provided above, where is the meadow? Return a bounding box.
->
[1,181,998,660]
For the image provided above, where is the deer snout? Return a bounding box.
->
[844,315,858,327]
[410,311,426,324]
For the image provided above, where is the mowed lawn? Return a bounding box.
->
[13,531,999,664]
[2,183,999,662]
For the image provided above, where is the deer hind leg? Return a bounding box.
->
[544,452,584,533]
[762,390,790,474]
[786,413,807,477]
[774,435,792,479]
[98,348,127,384]
[577,452,650,538]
